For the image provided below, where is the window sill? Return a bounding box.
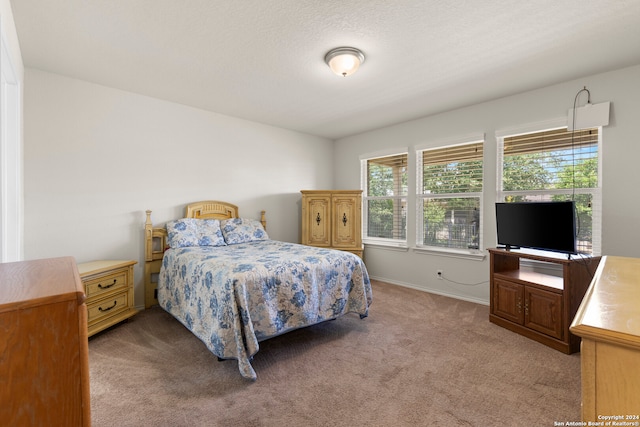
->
[413,246,486,261]
[363,241,409,252]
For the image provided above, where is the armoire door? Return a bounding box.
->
[302,194,331,247]
[332,194,361,249]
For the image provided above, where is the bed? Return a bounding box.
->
[144,201,372,380]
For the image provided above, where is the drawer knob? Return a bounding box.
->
[98,300,118,312]
[98,279,117,290]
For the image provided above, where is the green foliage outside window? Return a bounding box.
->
[502,148,598,253]
[420,158,482,249]
[366,158,407,240]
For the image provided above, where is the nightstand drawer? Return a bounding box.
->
[87,292,130,324]
[84,271,127,297]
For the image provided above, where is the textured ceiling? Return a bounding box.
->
[10,0,640,139]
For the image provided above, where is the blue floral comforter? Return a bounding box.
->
[158,240,372,380]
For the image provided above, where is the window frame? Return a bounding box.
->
[415,135,485,256]
[360,149,409,248]
[495,120,602,256]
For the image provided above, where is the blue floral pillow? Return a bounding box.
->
[220,218,269,245]
[166,218,226,248]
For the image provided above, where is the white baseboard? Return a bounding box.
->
[369,275,489,306]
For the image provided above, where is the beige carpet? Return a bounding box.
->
[88,280,581,426]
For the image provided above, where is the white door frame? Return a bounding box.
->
[0,21,23,262]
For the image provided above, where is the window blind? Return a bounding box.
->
[417,141,484,251]
[368,153,407,168]
[421,142,483,166]
[502,127,598,191]
[367,153,408,196]
[363,153,408,242]
[498,126,601,255]
[503,128,598,155]
[421,143,483,194]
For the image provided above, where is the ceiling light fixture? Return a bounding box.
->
[324,47,365,77]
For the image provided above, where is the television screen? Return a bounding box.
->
[495,201,577,255]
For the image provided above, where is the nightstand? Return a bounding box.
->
[77,260,138,337]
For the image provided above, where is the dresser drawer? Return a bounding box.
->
[84,271,128,298]
[87,291,130,324]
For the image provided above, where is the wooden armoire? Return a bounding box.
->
[301,190,363,258]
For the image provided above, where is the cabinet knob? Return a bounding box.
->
[342,213,348,226]
[316,213,321,226]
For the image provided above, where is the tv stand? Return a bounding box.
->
[497,244,520,251]
[488,248,600,353]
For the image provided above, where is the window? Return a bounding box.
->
[417,140,484,252]
[497,126,601,255]
[361,152,408,245]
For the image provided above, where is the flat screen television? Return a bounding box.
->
[495,201,577,255]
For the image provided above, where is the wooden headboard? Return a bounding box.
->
[144,201,266,308]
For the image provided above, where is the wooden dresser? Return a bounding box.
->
[301,190,363,258]
[0,257,91,426]
[78,259,138,336]
[570,256,640,421]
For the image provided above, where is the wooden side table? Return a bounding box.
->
[77,260,138,337]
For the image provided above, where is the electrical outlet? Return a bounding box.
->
[436,270,443,279]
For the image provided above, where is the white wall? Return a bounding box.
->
[23,69,334,308]
[334,64,640,304]
[21,60,640,308]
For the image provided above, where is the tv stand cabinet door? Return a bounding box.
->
[524,286,563,340]
[492,278,524,325]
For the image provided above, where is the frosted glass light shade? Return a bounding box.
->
[325,47,365,77]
